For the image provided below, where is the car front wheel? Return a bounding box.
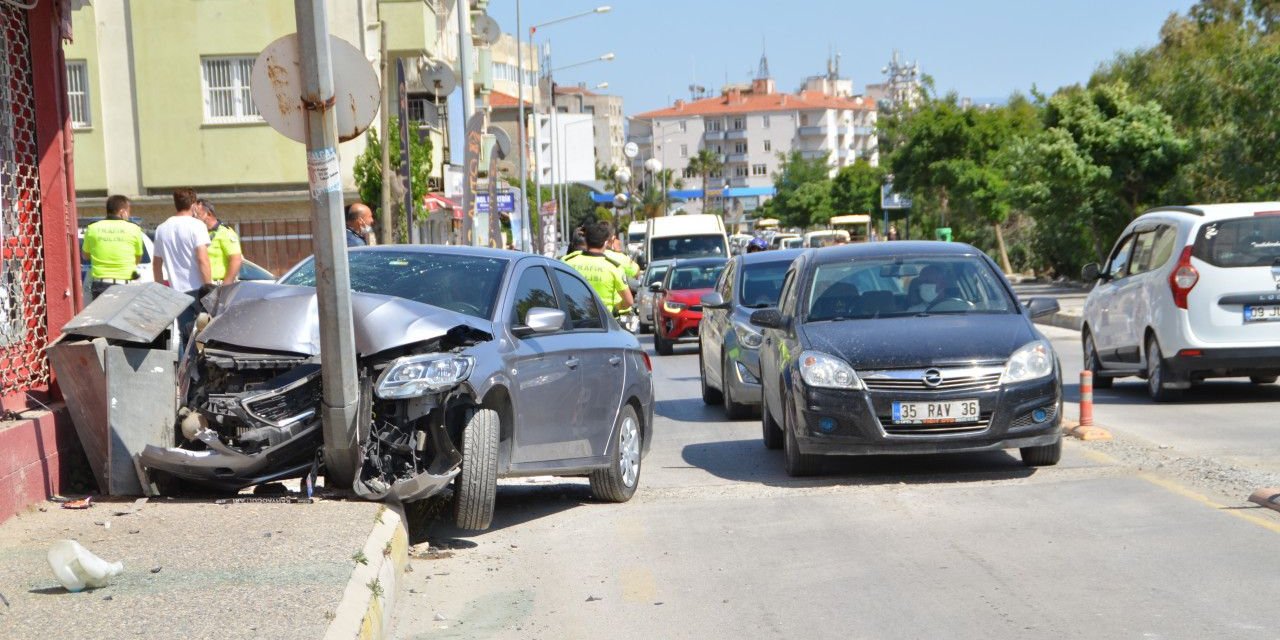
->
[700,349,722,405]
[1250,375,1278,384]
[1146,335,1183,402]
[761,390,783,450]
[723,358,751,420]
[654,323,673,356]
[782,396,818,477]
[1082,330,1113,389]
[590,404,642,502]
[453,407,499,531]
[1020,437,1062,466]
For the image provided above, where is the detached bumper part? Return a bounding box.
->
[139,423,321,492]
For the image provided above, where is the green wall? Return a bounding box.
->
[64,6,105,192]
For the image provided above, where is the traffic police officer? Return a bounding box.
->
[81,195,145,300]
[195,199,242,283]
[563,222,634,315]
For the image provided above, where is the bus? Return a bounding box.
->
[829,214,873,242]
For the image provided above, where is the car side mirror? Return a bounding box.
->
[1023,297,1060,319]
[649,282,664,293]
[514,307,565,337]
[749,308,787,330]
[700,292,729,309]
[1081,263,1102,282]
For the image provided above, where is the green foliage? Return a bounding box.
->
[687,149,725,212]
[352,118,434,227]
[768,151,835,227]
[830,160,885,217]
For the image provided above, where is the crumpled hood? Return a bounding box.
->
[200,282,493,356]
[800,314,1036,370]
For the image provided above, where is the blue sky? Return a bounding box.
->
[449,0,1196,160]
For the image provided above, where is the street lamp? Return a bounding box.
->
[544,52,615,246]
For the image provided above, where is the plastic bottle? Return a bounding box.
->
[47,539,124,592]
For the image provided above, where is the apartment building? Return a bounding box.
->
[629,68,876,215]
[553,84,625,173]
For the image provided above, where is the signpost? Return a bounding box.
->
[880,177,912,240]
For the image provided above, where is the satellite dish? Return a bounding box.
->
[615,167,632,183]
[623,141,639,159]
[419,58,457,96]
[250,33,380,144]
[473,14,502,46]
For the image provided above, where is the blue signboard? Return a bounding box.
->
[476,191,516,214]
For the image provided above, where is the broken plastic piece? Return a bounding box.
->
[47,540,124,592]
[61,497,93,509]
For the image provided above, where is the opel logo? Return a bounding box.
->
[922,369,943,388]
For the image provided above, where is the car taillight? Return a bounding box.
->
[641,352,652,372]
[1168,246,1199,310]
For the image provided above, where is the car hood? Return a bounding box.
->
[668,288,714,305]
[200,282,493,357]
[799,313,1035,369]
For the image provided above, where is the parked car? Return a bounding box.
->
[635,259,673,334]
[803,229,850,248]
[770,233,801,250]
[751,241,1063,476]
[698,249,802,418]
[650,257,726,355]
[1081,203,1280,401]
[139,246,654,530]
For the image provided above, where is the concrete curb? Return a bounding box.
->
[1248,488,1280,514]
[1061,418,1112,441]
[1034,312,1083,332]
[323,504,409,640]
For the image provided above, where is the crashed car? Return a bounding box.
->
[140,246,654,530]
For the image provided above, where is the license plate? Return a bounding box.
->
[892,399,980,424]
[1244,305,1280,323]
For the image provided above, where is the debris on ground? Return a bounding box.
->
[586,595,602,602]
[47,540,124,592]
[61,497,93,510]
[1,591,9,607]
[112,497,149,516]
[434,613,447,622]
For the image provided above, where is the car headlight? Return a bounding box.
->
[798,350,863,389]
[1003,340,1054,384]
[375,354,474,399]
[734,322,764,350]
[663,301,687,314]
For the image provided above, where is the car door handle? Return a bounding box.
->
[565,357,580,369]
[608,355,622,366]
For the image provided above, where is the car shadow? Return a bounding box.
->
[681,438,1037,488]
[1063,380,1280,406]
[655,397,733,424]
[407,482,596,542]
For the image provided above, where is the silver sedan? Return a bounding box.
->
[141,246,654,531]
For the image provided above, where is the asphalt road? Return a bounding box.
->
[393,331,1280,640]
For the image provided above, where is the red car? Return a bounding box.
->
[650,258,726,355]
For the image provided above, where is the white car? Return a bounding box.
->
[1081,203,1280,401]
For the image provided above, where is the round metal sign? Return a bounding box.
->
[623,141,639,159]
[250,33,381,144]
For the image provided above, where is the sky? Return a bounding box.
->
[450,0,1197,160]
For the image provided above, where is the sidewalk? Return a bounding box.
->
[0,491,407,640]
[1013,280,1088,331]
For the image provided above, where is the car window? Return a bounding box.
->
[553,269,604,330]
[281,251,507,320]
[666,263,725,290]
[1192,216,1280,268]
[649,235,726,261]
[739,261,791,308]
[509,266,559,327]
[777,269,798,316]
[719,260,736,300]
[805,255,1015,322]
[644,264,670,286]
[1106,235,1136,279]
[1127,230,1159,276]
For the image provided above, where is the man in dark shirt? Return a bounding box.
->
[345,202,374,247]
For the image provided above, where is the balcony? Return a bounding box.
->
[724,152,748,164]
[854,126,875,137]
[797,125,827,137]
[729,176,750,187]
[799,149,829,160]
[629,134,652,145]
[704,130,725,141]
[725,129,748,140]
[837,147,851,158]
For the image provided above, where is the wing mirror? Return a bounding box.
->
[1022,297,1061,319]
[649,282,665,293]
[749,308,787,330]
[1081,263,1103,282]
[515,307,566,337]
[700,292,729,309]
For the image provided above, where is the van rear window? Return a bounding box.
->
[1192,217,1280,268]
[649,235,726,261]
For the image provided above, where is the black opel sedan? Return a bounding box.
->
[750,242,1064,476]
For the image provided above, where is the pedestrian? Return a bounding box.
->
[745,237,768,253]
[563,223,633,316]
[887,224,899,241]
[81,194,145,301]
[195,199,242,284]
[154,188,213,346]
[345,202,374,247]
[600,222,640,280]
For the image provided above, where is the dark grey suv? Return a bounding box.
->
[698,249,801,418]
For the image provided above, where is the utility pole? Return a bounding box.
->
[378,23,393,244]
[293,0,360,488]
[457,0,481,246]
[515,0,529,251]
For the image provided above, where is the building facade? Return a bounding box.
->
[553,84,625,174]
[629,68,877,216]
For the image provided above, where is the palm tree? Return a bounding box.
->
[686,149,724,215]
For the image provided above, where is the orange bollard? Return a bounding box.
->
[1079,370,1094,427]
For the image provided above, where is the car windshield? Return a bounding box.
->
[1192,216,1280,268]
[650,235,726,261]
[644,264,670,286]
[805,255,1016,322]
[666,263,724,290]
[280,251,507,319]
[739,261,790,308]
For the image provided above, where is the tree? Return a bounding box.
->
[352,118,434,235]
[686,149,724,214]
[767,151,833,227]
[830,160,885,217]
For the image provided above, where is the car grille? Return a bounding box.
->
[689,305,703,313]
[1010,404,1058,429]
[242,368,322,427]
[861,366,1004,393]
[881,413,993,436]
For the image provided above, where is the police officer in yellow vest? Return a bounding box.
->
[81,195,145,299]
[195,199,242,284]
[563,222,634,315]
[601,222,640,280]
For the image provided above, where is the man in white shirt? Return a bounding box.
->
[153,188,212,294]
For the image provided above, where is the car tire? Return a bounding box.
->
[700,350,722,405]
[723,358,752,420]
[761,392,783,450]
[1145,335,1183,402]
[782,397,818,477]
[1019,437,1062,467]
[654,324,673,356]
[1250,375,1278,384]
[1082,330,1113,389]
[453,407,499,531]
[590,404,642,503]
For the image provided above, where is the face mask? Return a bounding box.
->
[360,225,373,235]
[919,284,939,303]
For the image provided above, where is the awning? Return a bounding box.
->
[423,193,462,220]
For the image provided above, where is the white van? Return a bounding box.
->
[626,220,647,256]
[645,214,729,264]
[803,229,850,248]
